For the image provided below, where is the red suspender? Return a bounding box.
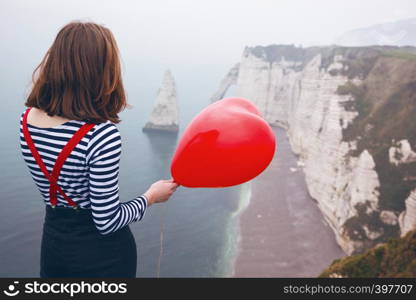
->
[22,108,95,208]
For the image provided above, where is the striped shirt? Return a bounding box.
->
[19,110,147,235]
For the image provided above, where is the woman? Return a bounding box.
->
[19,21,178,277]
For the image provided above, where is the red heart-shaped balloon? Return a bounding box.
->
[171,97,276,187]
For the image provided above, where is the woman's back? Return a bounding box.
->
[19,108,147,235]
[20,110,94,208]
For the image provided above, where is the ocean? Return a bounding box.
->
[0,89,344,277]
[0,68,247,277]
[0,16,343,278]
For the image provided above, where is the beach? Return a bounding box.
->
[234,127,345,277]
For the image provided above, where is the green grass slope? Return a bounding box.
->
[320,230,416,277]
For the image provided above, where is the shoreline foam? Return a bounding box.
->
[217,182,251,277]
[233,127,345,277]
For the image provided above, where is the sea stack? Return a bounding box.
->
[143,70,179,133]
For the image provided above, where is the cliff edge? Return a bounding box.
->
[212,45,416,255]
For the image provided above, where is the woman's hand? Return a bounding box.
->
[143,179,179,206]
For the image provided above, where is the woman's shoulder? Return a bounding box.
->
[88,120,121,145]
[90,120,119,134]
[86,121,121,161]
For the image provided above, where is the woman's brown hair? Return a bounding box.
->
[25,21,127,123]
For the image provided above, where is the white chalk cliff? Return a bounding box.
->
[212,45,416,254]
[389,140,416,166]
[390,140,416,237]
[143,70,179,132]
[210,63,239,103]
[399,190,416,237]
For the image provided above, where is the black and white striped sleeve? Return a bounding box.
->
[86,122,148,235]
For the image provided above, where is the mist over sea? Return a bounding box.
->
[0,16,246,276]
[1,71,249,278]
[0,66,344,277]
[0,1,346,277]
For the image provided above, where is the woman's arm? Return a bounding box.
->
[144,179,179,206]
[87,122,176,235]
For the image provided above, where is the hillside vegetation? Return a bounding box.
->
[320,230,416,277]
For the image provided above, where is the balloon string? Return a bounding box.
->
[156,204,166,278]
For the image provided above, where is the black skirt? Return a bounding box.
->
[40,205,137,277]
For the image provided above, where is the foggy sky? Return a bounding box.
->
[1,0,415,69]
